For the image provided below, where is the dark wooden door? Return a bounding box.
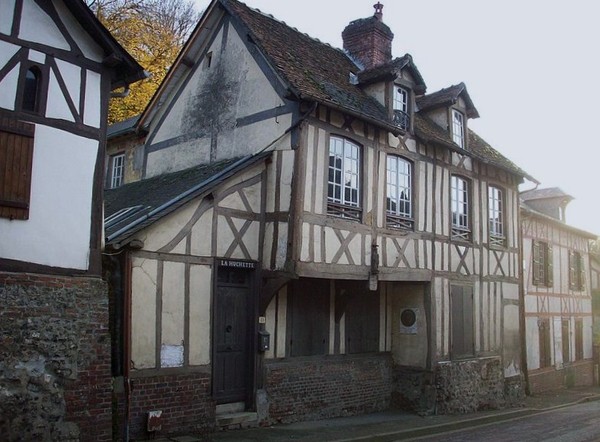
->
[213,284,250,403]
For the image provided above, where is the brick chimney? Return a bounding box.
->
[342,2,394,70]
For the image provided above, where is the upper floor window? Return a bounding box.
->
[328,136,361,221]
[488,186,505,246]
[452,109,465,148]
[386,155,413,230]
[569,251,585,291]
[393,86,409,131]
[109,153,125,188]
[22,67,42,113]
[532,240,553,287]
[451,175,470,240]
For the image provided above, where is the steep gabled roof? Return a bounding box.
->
[104,153,269,246]
[221,0,399,133]
[64,0,145,88]
[357,55,426,94]
[416,83,479,119]
[414,113,537,182]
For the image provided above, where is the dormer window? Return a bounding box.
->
[393,86,409,131]
[452,109,465,147]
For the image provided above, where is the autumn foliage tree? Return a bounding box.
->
[87,0,199,124]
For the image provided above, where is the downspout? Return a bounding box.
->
[518,207,530,396]
[123,249,133,442]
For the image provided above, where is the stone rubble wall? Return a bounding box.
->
[0,273,112,441]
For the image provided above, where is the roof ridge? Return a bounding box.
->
[225,0,346,54]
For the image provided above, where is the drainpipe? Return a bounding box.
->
[518,208,530,396]
[123,249,133,442]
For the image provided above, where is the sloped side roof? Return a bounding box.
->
[416,83,479,118]
[105,154,268,246]
[65,0,145,87]
[414,113,536,182]
[521,203,597,239]
[521,187,573,202]
[221,0,398,132]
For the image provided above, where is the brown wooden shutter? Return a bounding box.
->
[547,244,554,287]
[451,285,474,359]
[0,117,35,220]
[569,251,576,290]
[532,241,541,285]
[579,253,586,291]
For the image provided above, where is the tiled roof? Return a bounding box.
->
[414,113,536,182]
[107,115,140,138]
[104,154,268,246]
[416,83,479,118]
[222,0,398,133]
[521,187,573,202]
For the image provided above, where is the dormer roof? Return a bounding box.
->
[357,55,427,94]
[416,82,479,119]
[521,187,573,202]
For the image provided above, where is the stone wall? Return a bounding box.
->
[264,354,392,424]
[125,371,214,439]
[0,273,112,441]
[435,357,512,414]
[529,360,595,394]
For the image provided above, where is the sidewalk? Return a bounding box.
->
[159,387,600,442]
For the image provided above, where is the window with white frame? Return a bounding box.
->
[110,153,125,188]
[488,186,504,246]
[386,155,413,229]
[451,175,470,240]
[452,109,465,148]
[393,86,409,130]
[328,136,361,220]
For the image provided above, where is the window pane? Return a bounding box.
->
[23,68,40,112]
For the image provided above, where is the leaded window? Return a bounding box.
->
[327,136,361,221]
[488,186,505,246]
[386,155,413,229]
[451,175,470,240]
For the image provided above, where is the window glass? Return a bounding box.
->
[111,154,125,188]
[327,137,361,220]
[393,87,409,130]
[452,109,464,147]
[451,176,470,240]
[23,67,41,112]
[386,155,412,229]
[488,186,504,246]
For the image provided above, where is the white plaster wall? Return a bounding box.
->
[161,261,185,353]
[0,125,96,269]
[20,0,70,51]
[146,21,290,177]
[47,69,75,122]
[0,0,15,35]
[54,0,104,62]
[131,257,158,369]
[526,316,540,369]
[189,264,212,365]
[83,70,101,128]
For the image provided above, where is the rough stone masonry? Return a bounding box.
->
[0,273,112,442]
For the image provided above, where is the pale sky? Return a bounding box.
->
[194,0,600,236]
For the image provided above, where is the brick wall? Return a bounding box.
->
[264,354,392,424]
[126,371,214,439]
[0,272,112,441]
[529,360,595,394]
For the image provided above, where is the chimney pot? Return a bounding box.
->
[374,2,384,21]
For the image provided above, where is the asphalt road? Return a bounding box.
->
[408,401,600,442]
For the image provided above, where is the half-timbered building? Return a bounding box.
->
[0,0,144,440]
[104,0,535,437]
[521,188,597,393]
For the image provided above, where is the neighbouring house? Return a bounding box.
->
[104,0,536,438]
[521,188,597,393]
[0,0,144,440]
